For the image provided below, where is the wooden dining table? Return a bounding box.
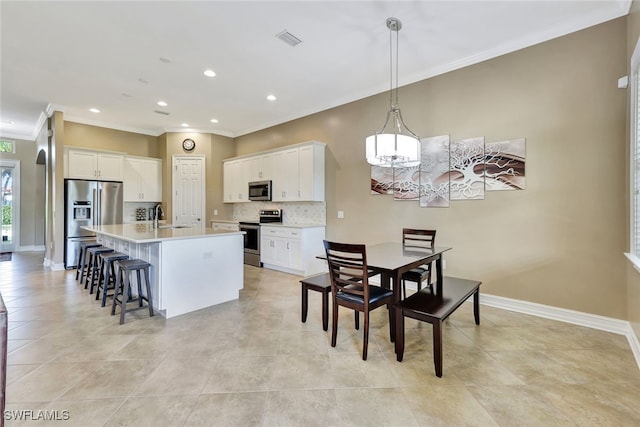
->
[357,242,452,341]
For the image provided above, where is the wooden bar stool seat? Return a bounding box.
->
[85,246,114,291]
[95,252,129,307]
[111,259,154,325]
[76,241,99,282]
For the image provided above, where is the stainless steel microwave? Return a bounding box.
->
[248,180,272,201]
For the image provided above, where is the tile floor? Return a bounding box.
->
[1,251,640,426]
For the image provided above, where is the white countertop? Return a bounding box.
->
[84,223,244,244]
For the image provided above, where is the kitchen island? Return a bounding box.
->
[84,223,244,318]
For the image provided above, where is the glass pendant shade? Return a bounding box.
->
[366,107,420,167]
[365,17,420,168]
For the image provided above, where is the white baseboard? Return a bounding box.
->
[479,292,640,371]
[16,245,45,252]
[43,258,65,271]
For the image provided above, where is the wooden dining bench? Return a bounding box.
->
[395,276,481,377]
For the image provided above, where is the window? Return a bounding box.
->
[628,39,640,269]
[0,140,14,154]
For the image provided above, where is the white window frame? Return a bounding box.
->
[626,37,640,271]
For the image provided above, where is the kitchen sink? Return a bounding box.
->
[158,225,191,229]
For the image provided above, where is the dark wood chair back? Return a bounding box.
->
[324,241,370,299]
[323,240,394,360]
[402,228,436,251]
[401,229,437,298]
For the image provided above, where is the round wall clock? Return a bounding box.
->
[182,138,196,152]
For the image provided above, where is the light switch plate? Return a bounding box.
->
[337,210,344,219]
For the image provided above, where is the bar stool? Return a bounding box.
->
[111,259,154,325]
[94,252,129,307]
[76,241,100,282]
[85,246,114,291]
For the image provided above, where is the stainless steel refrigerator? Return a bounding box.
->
[64,179,123,268]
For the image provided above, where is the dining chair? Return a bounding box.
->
[323,240,394,360]
[401,228,437,299]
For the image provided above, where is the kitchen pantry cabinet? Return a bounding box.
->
[223,141,325,203]
[123,156,162,202]
[260,225,325,276]
[66,148,124,181]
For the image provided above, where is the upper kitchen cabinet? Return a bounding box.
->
[273,142,325,202]
[223,158,249,203]
[66,148,124,181]
[223,141,325,204]
[248,153,273,182]
[123,156,162,202]
[271,148,299,201]
[297,142,325,201]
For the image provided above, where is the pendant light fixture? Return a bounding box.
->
[366,17,420,168]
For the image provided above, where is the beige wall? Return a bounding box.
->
[236,18,629,319]
[64,121,161,158]
[159,132,235,224]
[627,3,640,347]
[0,138,45,249]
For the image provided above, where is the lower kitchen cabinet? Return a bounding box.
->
[260,225,325,276]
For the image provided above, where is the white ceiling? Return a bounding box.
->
[0,0,631,141]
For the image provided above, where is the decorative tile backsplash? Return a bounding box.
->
[233,201,326,225]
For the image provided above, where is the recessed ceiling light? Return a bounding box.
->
[181,123,189,127]
[157,101,168,107]
[266,94,277,101]
[89,108,100,113]
[210,118,219,123]
[203,69,216,78]
[0,120,14,126]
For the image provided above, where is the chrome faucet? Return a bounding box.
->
[153,203,163,229]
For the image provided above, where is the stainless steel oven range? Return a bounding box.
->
[239,209,282,267]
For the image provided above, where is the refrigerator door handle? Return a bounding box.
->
[97,188,102,226]
[92,188,97,227]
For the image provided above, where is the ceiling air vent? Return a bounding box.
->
[154,110,170,115]
[276,30,302,47]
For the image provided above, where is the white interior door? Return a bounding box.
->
[172,156,205,226]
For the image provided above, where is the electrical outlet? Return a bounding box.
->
[337,210,344,219]
[213,209,218,216]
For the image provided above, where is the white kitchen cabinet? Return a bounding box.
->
[298,143,325,201]
[223,141,325,203]
[272,148,299,201]
[260,225,325,276]
[67,148,124,181]
[123,156,162,202]
[223,159,249,203]
[248,154,273,182]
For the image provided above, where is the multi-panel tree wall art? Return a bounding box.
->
[370,136,526,207]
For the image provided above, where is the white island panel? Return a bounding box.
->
[159,234,243,318]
